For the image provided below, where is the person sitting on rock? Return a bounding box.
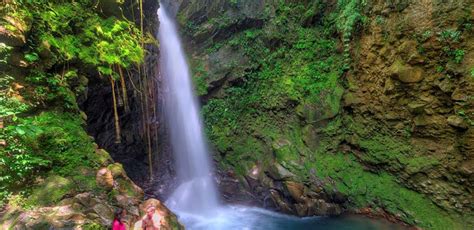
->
[112,208,127,230]
[141,205,161,230]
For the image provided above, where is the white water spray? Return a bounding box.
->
[158,6,219,216]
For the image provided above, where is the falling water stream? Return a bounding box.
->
[158,5,407,230]
[158,4,219,216]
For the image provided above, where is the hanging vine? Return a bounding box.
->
[110,76,121,144]
[117,65,130,113]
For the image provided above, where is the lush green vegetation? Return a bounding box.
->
[4,0,143,73]
[196,0,356,178]
[1,0,472,228]
[0,110,104,206]
[186,0,469,229]
[0,0,144,207]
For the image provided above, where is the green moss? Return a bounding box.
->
[2,1,144,110]
[72,174,100,193]
[116,178,139,197]
[347,120,440,174]
[305,151,464,229]
[200,0,346,180]
[190,60,209,96]
[107,163,125,178]
[26,175,73,207]
[182,1,472,229]
[83,223,107,230]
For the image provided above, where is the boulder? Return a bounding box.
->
[92,203,114,226]
[310,199,342,216]
[295,203,309,216]
[28,175,73,206]
[447,115,468,130]
[96,168,114,190]
[74,192,96,207]
[0,26,26,47]
[269,190,294,214]
[451,88,468,101]
[407,102,426,114]
[247,164,260,180]
[268,162,296,180]
[435,77,454,93]
[284,181,305,203]
[95,148,114,166]
[108,162,126,178]
[389,59,424,83]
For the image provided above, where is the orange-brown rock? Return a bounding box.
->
[96,168,114,190]
[284,181,305,203]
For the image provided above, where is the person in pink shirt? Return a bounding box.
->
[112,208,127,230]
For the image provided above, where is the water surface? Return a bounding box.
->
[176,205,407,230]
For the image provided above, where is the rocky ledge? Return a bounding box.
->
[0,148,182,229]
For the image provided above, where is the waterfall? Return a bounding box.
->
[158,6,219,216]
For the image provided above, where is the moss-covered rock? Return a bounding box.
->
[27,175,73,206]
[176,0,474,228]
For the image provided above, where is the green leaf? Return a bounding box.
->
[24,53,39,63]
[15,127,26,135]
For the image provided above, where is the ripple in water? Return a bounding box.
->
[175,205,407,230]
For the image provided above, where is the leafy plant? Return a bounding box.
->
[18,1,143,76]
[0,75,30,116]
[437,29,461,43]
[333,0,367,69]
[452,49,465,63]
[0,43,13,64]
[375,16,384,25]
[1,111,98,193]
[230,0,238,7]
[24,52,39,63]
[435,65,444,73]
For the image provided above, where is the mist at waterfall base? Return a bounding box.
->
[158,6,406,230]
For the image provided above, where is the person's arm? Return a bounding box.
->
[152,213,161,229]
[133,220,142,230]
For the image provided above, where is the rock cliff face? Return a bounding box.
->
[174,0,473,229]
[347,0,473,217]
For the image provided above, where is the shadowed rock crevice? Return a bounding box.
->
[80,0,177,200]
